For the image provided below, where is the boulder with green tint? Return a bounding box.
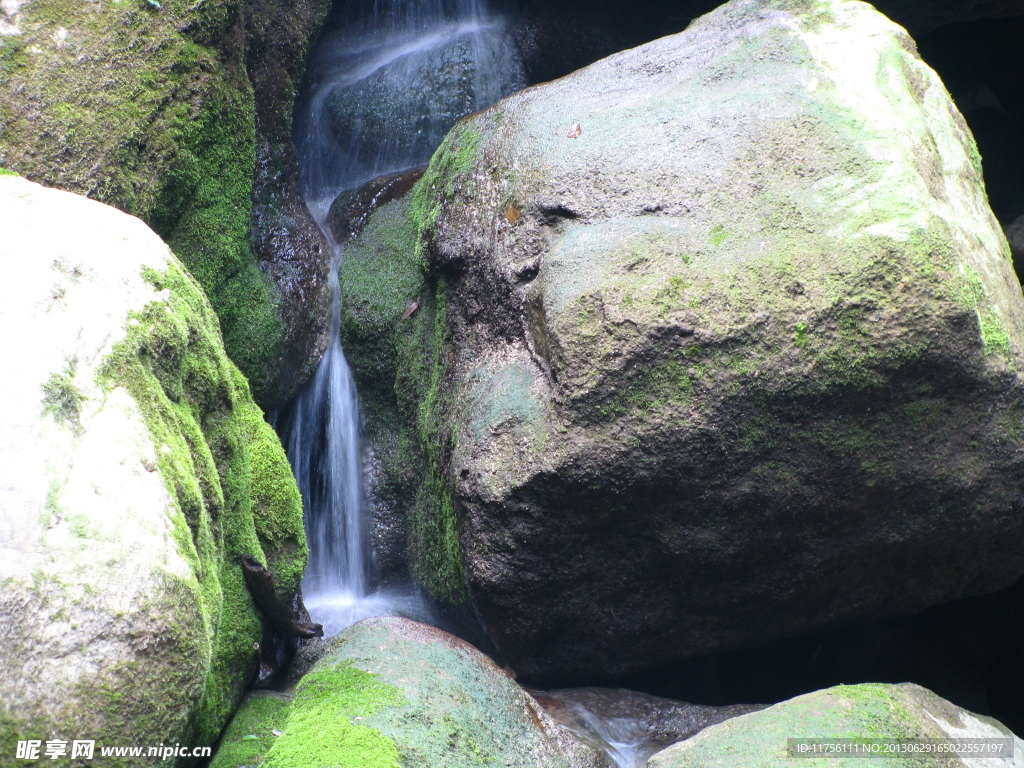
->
[397,0,1024,679]
[0,0,331,408]
[0,177,307,760]
[646,683,1024,767]
[251,616,608,768]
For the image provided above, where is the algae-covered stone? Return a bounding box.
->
[358,0,1024,679]
[255,616,608,768]
[646,683,1024,767]
[0,177,307,760]
[0,0,331,407]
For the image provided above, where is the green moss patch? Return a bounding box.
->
[40,358,86,433]
[97,261,306,746]
[395,280,467,605]
[262,663,402,768]
[210,692,291,768]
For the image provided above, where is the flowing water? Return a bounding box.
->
[276,0,525,637]
[296,0,525,217]
[562,705,657,768]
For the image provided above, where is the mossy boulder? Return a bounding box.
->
[647,683,1023,767]
[219,616,607,768]
[209,692,292,768]
[0,0,331,407]
[341,0,1024,680]
[0,177,307,761]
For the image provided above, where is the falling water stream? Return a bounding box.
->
[276,0,523,636]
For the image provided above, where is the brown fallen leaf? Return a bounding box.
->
[400,301,421,321]
[567,123,582,138]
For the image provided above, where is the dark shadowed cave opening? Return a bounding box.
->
[593,576,1024,735]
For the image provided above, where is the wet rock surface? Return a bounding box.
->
[326,167,426,244]
[245,0,333,408]
[536,687,762,765]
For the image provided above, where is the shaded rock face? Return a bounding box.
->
[246,0,334,407]
[398,0,1024,680]
[1010,217,1024,263]
[0,0,331,409]
[509,0,1024,84]
[915,17,1024,223]
[875,0,1024,36]
[646,683,1024,767]
[243,616,608,768]
[326,167,426,244]
[0,178,307,756]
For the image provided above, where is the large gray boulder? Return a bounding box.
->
[646,683,1023,767]
[348,0,1024,680]
[0,177,307,758]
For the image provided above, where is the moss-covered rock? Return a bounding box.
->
[340,0,1024,681]
[647,683,1023,767]
[0,0,330,407]
[224,616,607,768]
[209,692,291,768]
[0,177,307,762]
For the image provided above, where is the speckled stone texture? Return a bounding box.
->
[391,0,1024,680]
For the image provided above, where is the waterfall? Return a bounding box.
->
[276,0,525,636]
[297,0,525,217]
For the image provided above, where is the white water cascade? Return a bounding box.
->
[276,0,525,636]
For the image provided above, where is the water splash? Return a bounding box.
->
[565,704,655,768]
[277,0,523,636]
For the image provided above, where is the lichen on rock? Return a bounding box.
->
[646,683,1024,767]
[222,616,607,768]
[0,176,307,759]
